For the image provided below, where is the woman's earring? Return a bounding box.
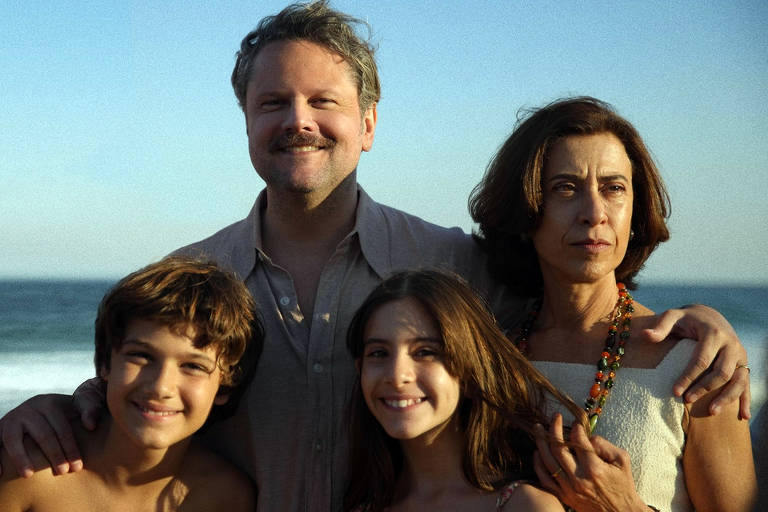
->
[630,229,635,240]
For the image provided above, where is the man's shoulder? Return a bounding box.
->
[178,441,256,511]
[372,200,471,243]
[173,215,253,260]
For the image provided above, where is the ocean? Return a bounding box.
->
[1,280,766,444]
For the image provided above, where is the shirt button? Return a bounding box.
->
[315,441,323,452]
[279,296,290,306]
[313,362,323,373]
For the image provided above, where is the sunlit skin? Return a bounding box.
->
[533,132,633,291]
[102,319,227,451]
[244,40,376,205]
[360,298,461,443]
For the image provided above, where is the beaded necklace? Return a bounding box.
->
[514,283,634,434]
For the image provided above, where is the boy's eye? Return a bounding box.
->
[124,351,151,363]
[182,361,215,375]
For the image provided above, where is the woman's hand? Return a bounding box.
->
[533,414,648,512]
[0,377,104,478]
[642,304,751,419]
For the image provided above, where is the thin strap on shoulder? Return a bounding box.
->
[496,480,536,510]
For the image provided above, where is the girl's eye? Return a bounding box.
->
[414,346,442,359]
[364,348,387,358]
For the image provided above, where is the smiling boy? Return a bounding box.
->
[0,257,263,511]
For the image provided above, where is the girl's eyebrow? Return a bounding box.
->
[362,336,442,345]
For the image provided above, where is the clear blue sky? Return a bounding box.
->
[3,0,766,283]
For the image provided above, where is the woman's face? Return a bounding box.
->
[532,132,633,286]
[359,297,461,442]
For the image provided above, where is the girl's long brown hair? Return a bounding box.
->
[344,270,586,511]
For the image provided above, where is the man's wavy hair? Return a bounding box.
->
[469,96,670,294]
[232,0,380,113]
[344,270,586,511]
[94,256,263,423]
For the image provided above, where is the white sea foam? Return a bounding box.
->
[0,350,95,416]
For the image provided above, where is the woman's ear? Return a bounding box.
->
[214,394,230,406]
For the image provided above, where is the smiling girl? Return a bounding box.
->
[344,270,585,512]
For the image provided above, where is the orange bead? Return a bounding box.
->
[590,383,601,398]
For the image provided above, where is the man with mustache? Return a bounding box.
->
[0,2,751,511]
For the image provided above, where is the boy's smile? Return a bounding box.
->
[102,319,226,451]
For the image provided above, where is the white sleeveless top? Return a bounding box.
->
[533,339,696,512]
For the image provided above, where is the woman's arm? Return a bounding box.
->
[533,414,648,512]
[683,384,756,512]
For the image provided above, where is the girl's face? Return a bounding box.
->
[360,297,461,442]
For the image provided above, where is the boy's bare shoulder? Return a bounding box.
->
[0,437,60,511]
[176,441,256,511]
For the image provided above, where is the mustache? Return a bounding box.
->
[268,132,336,152]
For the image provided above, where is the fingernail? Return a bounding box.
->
[686,392,698,403]
[710,404,721,415]
[56,463,69,475]
[673,385,684,397]
[22,467,34,478]
[70,460,83,471]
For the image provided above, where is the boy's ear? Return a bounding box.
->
[214,393,230,406]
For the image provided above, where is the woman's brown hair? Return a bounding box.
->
[469,96,670,293]
[344,270,585,511]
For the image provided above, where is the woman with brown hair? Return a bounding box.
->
[344,269,584,511]
[470,97,756,511]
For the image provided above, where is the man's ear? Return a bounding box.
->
[361,102,377,152]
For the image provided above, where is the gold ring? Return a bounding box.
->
[736,364,751,373]
[551,466,563,478]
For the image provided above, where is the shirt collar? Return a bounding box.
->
[243,185,392,280]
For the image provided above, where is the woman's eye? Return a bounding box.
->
[552,182,576,194]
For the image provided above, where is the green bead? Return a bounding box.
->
[598,357,609,371]
[589,413,599,433]
[598,395,607,406]
[620,331,630,339]
[611,361,621,370]
[617,346,625,356]
[605,379,614,388]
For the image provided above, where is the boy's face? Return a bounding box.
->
[102,319,227,450]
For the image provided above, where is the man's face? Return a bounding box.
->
[244,40,376,201]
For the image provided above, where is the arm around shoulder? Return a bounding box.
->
[683,382,756,511]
